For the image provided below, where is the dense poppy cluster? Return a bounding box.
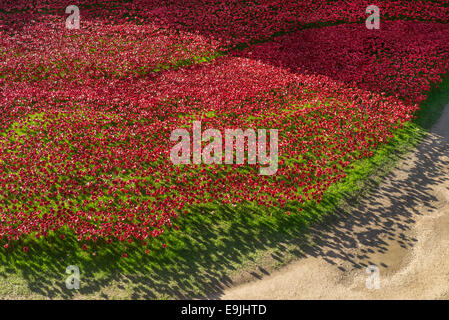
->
[1,0,449,47]
[236,21,449,105]
[0,19,219,83]
[1,1,449,250]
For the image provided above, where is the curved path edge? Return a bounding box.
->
[221,103,449,300]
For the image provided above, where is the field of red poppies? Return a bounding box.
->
[1,0,449,260]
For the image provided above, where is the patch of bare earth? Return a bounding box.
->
[220,104,449,300]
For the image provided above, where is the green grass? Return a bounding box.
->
[1,76,448,299]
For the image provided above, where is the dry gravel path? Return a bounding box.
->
[221,104,449,300]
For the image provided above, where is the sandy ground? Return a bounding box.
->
[221,104,449,300]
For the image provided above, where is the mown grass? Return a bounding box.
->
[1,75,448,299]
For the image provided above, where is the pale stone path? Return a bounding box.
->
[221,104,449,300]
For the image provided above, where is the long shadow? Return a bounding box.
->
[234,21,449,102]
[296,121,449,271]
